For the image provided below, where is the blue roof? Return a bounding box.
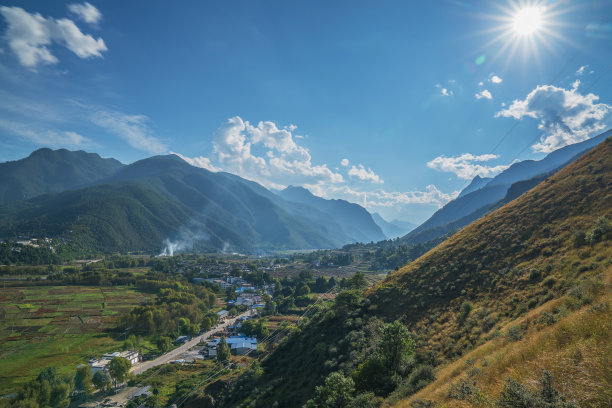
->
[210,336,257,345]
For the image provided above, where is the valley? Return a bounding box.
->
[1,1,611,407]
[0,135,609,408]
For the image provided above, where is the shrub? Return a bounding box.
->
[573,230,586,247]
[529,269,542,281]
[506,326,522,342]
[458,301,473,323]
[448,378,478,400]
[347,392,383,408]
[407,365,436,391]
[542,276,556,289]
[587,216,611,244]
[496,371,579,408]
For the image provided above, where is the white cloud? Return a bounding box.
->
[171,152,220,172]
[478,81,484,86]
[0,118,92,147]
[307,183,459,210]
[495,84,611,153]
[0,5,106,68]
[348,164,383,184]
[475,89,492,100]
[427,153,510,179]
[68,2,101,24]
[193,116,344,189]
[340,158,349,167]
[92,110,167,154]
[441,88,453,96]
[490,75,503,84]
[575,65,588,75]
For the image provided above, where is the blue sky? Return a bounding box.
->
[0,0,611,223]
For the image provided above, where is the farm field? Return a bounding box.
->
[0,285,152,394]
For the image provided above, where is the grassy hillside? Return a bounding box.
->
[370,136,611,357]
[220,137,611,407]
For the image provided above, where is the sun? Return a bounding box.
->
[513,7,543,35]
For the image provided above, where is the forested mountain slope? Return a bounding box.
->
[279,186,386,243]
[0,148,124,205]
[0,155,341,253]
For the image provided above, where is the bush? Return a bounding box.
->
[347,392,383,408]
[458,301,473,323]
[407,365,436,391]
[573,230,586,247]
[497,371,579,408]
[529,269,542,281]
[542,276,556,289]
[448,378,478,400]
[506,326,522,342]
[587,216,611,244]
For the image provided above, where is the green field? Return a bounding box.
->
[0,285,152,394]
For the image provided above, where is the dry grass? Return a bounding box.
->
[395,266,612,408]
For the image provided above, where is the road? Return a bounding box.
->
[130,310,252,375]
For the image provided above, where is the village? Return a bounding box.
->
[77,270,269,407]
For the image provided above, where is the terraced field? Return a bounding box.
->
[0,285,152,393]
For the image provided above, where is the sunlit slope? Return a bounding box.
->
[370,137,611,358]
[220,138,610,408]
[394,272,611,408]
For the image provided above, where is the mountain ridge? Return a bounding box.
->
[401,130,612,245]
[0,147,124,205]
[0,151,383,253]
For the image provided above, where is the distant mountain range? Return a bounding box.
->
[0,149,396,254]
[371,212,415,239]
[278,186,386,243]
[401,129,612,246]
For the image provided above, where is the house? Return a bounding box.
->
[88,350,141,373]
[100,350,142,365]
[87,358,109,374]
[217,310,229,321]
[203,336,258,357]
[175,335,190,345]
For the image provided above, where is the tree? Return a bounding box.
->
[305,371,355,408]
[156,336,173,353]
[74,365,93,394]
[377,321,415,373]
[346,273,368,290]
[263,300,277,316]
[92,370,112,391]
[108,357,131,386]
[296,282,311,296]
[201,316,213,330]
[216,338,231,365]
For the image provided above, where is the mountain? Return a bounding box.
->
[0,148,124,205]
[457,175,492,198]
[0,155,358,253]
[371,212,416,239]
[220,136,612,408]
[278,186,386,243]
[402,129,612,246]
